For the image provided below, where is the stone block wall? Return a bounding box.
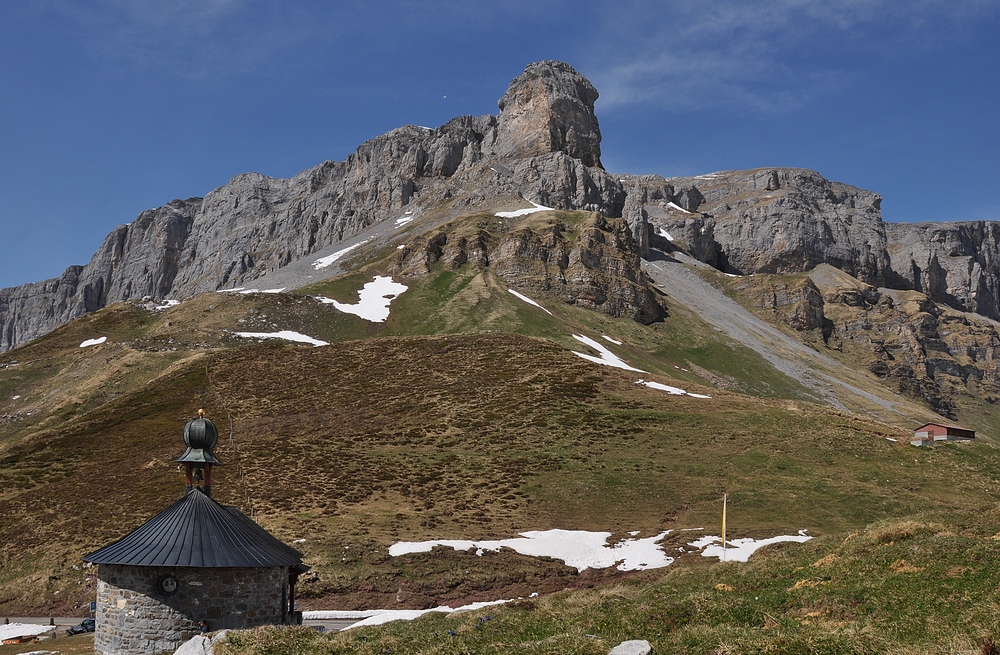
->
[94,564,288,655]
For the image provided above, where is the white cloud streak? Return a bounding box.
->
[39,0,309,80]
[588,0,998,112]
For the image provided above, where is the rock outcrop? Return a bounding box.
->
[491,60,603,168]
[391,211,665,324]
[629,167,1000,325]
[730,262,1000,416]
[885,221,1000,320]
[0,199,200,351]
[636,168,890,285]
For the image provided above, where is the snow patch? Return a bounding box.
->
[495,201,553,218]
[688,531,812,562]
[315,276,407,323]
[637,379,685,395]
[658,228,675,241]
[389,529,673,573]
[602,335,623,345]
[143,299,180,311]
[233,331,328,347]
[306,599,513,629]
[0,623,53,640]
[508,289,553,315]
[394,216,413,228]
[636,379,712,399]
[80,336,107,348]
[571,334,646,372]
[313,239,372,270]
[666,202,694,214]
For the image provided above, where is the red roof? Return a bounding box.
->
[914,422,973,432]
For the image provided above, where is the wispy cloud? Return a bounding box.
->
[39,0,560,83]
[40,0,310,80]
[588,0,998,113]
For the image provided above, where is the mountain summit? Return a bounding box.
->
[492,60,603,167]
[2,60,1000,358]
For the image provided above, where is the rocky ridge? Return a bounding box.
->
[2,60,1000,358]
[0,61,630,352]
[642,168,1000,323]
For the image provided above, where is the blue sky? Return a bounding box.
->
[1,0,998,289]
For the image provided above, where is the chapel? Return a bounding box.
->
[83,410,307,655]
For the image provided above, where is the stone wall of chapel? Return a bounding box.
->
[94,564,287,655]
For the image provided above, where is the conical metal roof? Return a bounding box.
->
[83,488,303,568]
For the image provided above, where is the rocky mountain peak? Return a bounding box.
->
[492,60,603,168]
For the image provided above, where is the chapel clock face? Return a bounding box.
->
[159,576,178,594]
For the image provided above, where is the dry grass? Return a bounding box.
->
[4,329,1000,617]
[4,214,1000,622]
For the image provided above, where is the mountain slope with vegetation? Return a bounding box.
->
[2,60,1000,654]
[2,208,1000,620]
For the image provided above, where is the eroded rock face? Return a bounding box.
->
[490,61,603,168]
[727,274,827,333]
[0,199,199,351]
[638,168,890,285]
[793,265,1000,416]
[390,211,665,325]
[886,221,1000,320]
[625,167,1000,329]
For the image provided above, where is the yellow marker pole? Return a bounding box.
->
[722,493,727,562]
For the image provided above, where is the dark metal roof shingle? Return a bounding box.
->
[83,489,303,567]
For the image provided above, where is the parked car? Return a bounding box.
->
[66,618,95,635]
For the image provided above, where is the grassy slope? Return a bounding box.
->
[3,322,1000,615]
[2,210,999,654]
[220,508,1000,655]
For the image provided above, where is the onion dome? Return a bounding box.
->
[175,409,223,465]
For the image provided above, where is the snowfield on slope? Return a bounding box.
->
[233,331,329,347]
[389,529,674,572]
[303,529,813,629]
[495,201,554,218]
[315,275,408,322]
[313,238,372,270]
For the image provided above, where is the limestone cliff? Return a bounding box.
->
[633,168,890,285]
[726,262,1000,416]
[885,221,1000,320]
[0,62,623,351]
[4,60,1000,356]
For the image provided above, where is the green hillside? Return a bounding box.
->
[1,208,998,655]
[219,508,1000,655]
